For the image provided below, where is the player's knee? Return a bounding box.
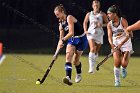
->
[66,52,73,60]
[122,58,129,66]
[73,60,80,66]
[114,62,121,67]
[122,61,128,67]
[73,61,76,66]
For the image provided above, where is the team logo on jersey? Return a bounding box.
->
[113,29,124,34]
[64,26,69,31]
[113,29,125,37]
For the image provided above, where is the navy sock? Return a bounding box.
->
[65,62,72,79]
[75,62,82,74]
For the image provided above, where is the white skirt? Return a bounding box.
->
[113,36,133,53]
[87,28,104,44]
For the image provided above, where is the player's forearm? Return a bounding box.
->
[109,40,113,46]
[102,13,109,27]
[107,32,114,46]
[56,40,61,51]
[127,20,140,31]
[83,21,88,32]
[59,35,63,40]
[63,32,74,41]
[108,37,114,47]
[59,30,64,40]
[120,35,129,46]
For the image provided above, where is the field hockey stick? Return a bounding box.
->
[96,33,132,71]
[96,47,117,71]
[96,52,113,71]
[36,47,61,84]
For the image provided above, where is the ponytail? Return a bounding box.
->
[54,4,67,14]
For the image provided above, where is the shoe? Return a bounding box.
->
[115,81,120,87]
[122,68,127,79]
[63,76,73,86]
[0,55,6,64]
[88,69,94,74]
[88,66,95,74]
[88,65,95,73]
[88,62,94,73]
[75,74,82,83]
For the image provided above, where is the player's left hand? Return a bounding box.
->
[58,40,64,48]
[53,55,58,60]
[116,44,122,50]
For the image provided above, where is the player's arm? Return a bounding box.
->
[57,23,64,48]
[117,18,130,48]
[83,12,90,34]
[126,20,140,32]
[102,12,109,27]
[53,23,64,59]
[62,15,74,41]
[107,22,115,49]
[59,23,64,39]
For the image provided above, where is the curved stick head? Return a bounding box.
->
[37,79,43,84]
[37,79,40,81]
[36,79,41,85]
[96,66,99,71]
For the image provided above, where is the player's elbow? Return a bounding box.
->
[69,31,74,37]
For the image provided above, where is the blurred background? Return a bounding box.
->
[0,0,140,55]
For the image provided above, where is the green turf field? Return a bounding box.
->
[0,54,140,93]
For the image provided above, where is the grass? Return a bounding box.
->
[0,54,140,93]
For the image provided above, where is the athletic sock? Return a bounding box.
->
[65,62,72,79]
[95,53,98,61]
[75,62,82,74]
[114,66,120,82]
[89,52,96,68]
[121,66,126,70]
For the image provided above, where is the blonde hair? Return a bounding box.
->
[93,0,100,4]
[54,4,66,14]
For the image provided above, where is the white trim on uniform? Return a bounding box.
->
[73,33,85,38]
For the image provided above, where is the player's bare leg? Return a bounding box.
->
[73,50,83,83]
[113,50,121,87]
[121,51,130,79]
[63,44,75,85]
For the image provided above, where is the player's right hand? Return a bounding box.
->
[53,55,58,61]
[84,31,89,35]
[58,40,64,48]
[111,44,117,52]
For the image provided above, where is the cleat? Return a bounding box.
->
[122,68,127,79]
[75,74,82,83]
[115,81,120,87]
[88,70,94,74]
[63,76,73,86]
[88,68,95,74]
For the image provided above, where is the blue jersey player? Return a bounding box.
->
[54,4,88,85]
